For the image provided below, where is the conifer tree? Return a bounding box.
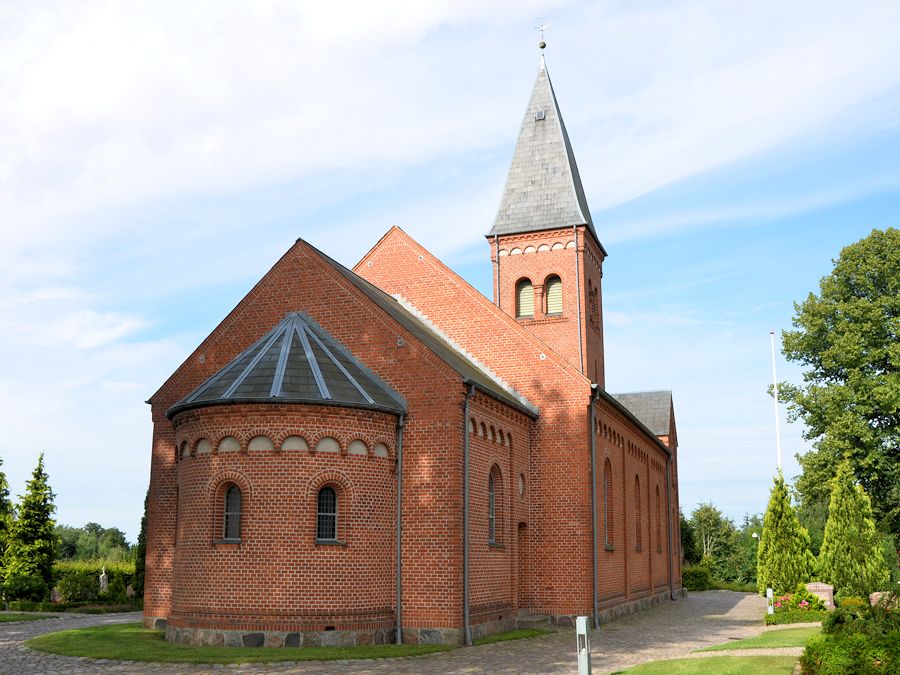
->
[2,453,57,597]
[817,460,889,598]
[133,489,148,597]
[0,457,13,580]
[757,472,815,594]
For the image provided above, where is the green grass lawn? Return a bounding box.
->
[696,626,821,652]
[0,612,58,623]
[613,655,798,674]
[26,623,454,663]
[474,628,549,645]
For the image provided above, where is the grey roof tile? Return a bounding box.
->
[611,391,673,436]
[489,57,601,249]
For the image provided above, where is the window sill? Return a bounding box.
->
[316,539,347,547]
[604,544,615,552]
[213,539,241,545]
[488,542,505,549]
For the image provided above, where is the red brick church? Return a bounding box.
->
[144,54,684,647]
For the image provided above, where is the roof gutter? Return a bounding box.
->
[463,380,539,420]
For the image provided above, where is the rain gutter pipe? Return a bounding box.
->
[395,413,406,643]
[589,384,601,628]
[665,457,676,600]
[463,383,475,645]
[574,224,584,373]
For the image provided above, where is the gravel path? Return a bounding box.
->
[2,592,774,674]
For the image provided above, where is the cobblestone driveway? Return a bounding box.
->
[2,592,768,674]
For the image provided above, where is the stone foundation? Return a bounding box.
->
[549,587,687,627]
[165,625,397,648]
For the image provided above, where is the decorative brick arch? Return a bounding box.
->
[207,470,253,541]
[306,469,355,541]
[212,431,245,453]
[308,430,347,451]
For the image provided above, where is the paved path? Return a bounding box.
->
[2,592,771,674]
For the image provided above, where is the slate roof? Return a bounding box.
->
[489,56,603,252]
[166,312,407,419]
[611,391,673,437]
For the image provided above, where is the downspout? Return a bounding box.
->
[665,457,676,600]
[589,384,601,629]
[574,224,584,373]
[494,234,501,309]
[394,413,406,644]
[463,383,476,645]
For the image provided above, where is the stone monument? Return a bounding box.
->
[805,582,834,610]
[99,566,109,594]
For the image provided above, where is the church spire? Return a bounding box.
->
[489,56,601,249]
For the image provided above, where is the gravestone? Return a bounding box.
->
[126,584,135,599]
[99,566,109,594]
[805,582,834,610]
[50,587,63,603]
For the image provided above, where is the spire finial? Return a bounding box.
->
[535,15,550,50]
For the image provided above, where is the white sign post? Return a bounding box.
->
[576,615,592,675]
[766,588,775,615]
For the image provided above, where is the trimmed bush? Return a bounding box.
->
[682,565,711,591]
[767,609,828,625]
[2,572,47,602]
[801,630,900,673]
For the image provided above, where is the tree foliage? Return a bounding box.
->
[690,503,738,564]
[817,460,890,598]
[2,453,57,598]
[55,522,131,562]
[133,489,148,597]
[781,228,900,535]
[0,457,12,580]
[679,509,699,564]
[757,473,815,595]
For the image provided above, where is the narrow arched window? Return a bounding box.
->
[545,275,562,315]
[635,476,642,552]
[223,485,242,541]
[317,487,337,541]
[656,486,662,553]
[603,460,613,547]
[488,473,496,543]
[515,279,534,318]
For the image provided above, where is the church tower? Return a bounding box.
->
[488,55,607,385]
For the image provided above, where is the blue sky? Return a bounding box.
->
[2,1,899,541]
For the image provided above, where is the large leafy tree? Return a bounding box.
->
[757,473,815,595]
[690,503,738,564]
[817,460,890,598]
[2,453,57,597]
[781,228,900,534]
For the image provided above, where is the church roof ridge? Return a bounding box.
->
[489,57,604,252]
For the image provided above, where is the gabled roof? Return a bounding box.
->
[612,391,673,437]
[489,57,603,253]
[313,243,539,418]
[167,312,407,419]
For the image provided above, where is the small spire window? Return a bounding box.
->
[516,279,534,318]
[545,275,562,315]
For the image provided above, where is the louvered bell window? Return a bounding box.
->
[545,275,562,315]
[516,279,534,318]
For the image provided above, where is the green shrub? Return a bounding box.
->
[837,596,867,612]
[2,572,47,602]
[766,609,828,625]
[709,579,757,592]
[682,565,711,591]
[56,572,98,603]
[801,630,900,673]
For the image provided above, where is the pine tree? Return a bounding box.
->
[133,489,148,598]
[817,460,889,599]
[0,457,13,581]
[757,472,816,594]
[2,453,57,598]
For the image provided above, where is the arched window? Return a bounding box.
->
[656,486,662,553]
[223,485,242,541]
[317,487,337,541]
[635,476,642,552]
[515,279,534,318]
[545,275,562,315]
[603,460,613,547]
[488,465,503,544]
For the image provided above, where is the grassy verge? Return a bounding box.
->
[613,655,798,674]
[0,612,58,623]
[27,623,453,663]
[474,628,550,645]
[696,626,820,652]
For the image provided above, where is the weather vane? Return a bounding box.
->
[535,15,551,50]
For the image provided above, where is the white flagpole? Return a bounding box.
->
[770,331,783,472]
